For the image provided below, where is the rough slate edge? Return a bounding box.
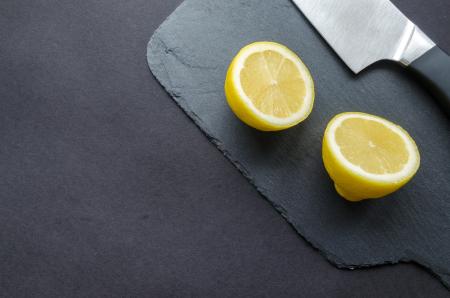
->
[146,1,450,290]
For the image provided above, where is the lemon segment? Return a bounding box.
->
[322,112,420,201]
[225,42,314,131]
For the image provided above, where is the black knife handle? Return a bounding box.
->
[408,46,450,116]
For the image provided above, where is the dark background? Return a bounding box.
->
[0,0,449,297]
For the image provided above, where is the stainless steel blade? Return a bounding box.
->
[292,0,435,73]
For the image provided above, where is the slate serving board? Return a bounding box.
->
[147,0,450,288]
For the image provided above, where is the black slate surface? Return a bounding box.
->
[148,0,450,289]
[2,0,450,296]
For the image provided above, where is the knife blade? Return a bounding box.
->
[292,0,450,115]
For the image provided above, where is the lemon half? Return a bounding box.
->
[225,42,315,131]
[322,112,420,201]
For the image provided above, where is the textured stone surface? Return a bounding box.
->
[148,0,450,288]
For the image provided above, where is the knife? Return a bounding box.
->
[292,0,450,115]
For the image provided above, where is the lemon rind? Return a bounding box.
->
[230,42,315,127]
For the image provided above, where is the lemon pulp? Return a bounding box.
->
[240,51,306,118]
[335,117,409,175]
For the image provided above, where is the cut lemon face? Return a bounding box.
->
[322,112,420,201]
[225,42,314,131]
